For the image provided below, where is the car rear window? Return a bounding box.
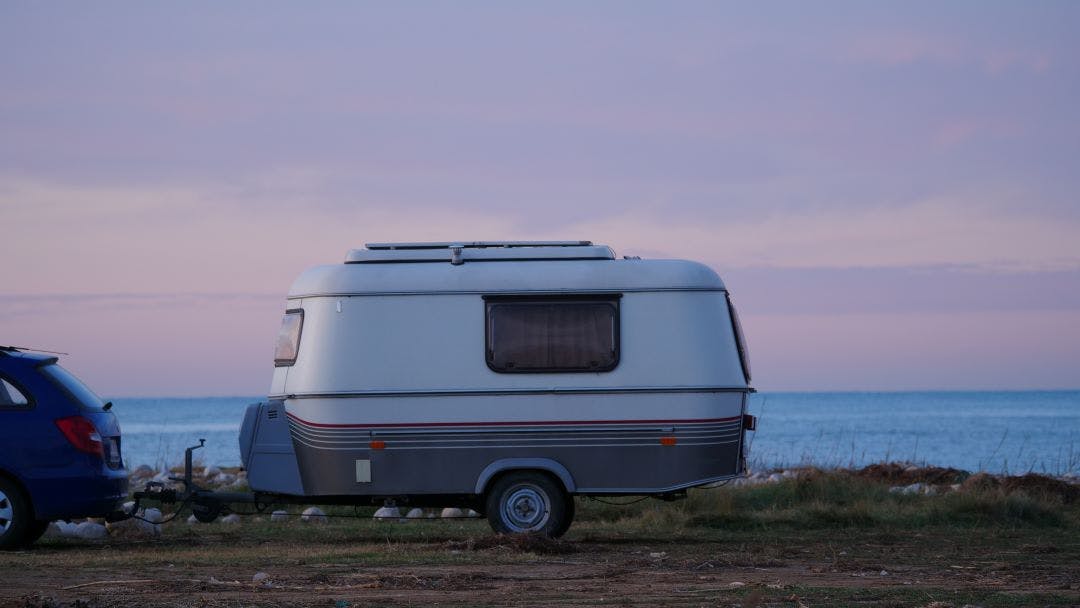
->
[39,364,106,411]
[0,377,30,407]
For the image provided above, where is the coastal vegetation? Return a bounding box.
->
[3,463,1077,607]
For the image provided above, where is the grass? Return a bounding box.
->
[4,466,1077,607]
[573,468,1075,533]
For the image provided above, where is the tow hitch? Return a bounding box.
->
[131,438,275,523]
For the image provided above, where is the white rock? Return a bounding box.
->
[373,506,401,519]
[301,507,327,523]
[139,520,162,536]
[406,508,425,519]
[220,514,242,524]
[56,521,80,536]
[130,464,155,478]
[728,581,746,588]
[213,472,236,485]
[121,501,137,514]
[440,507,463,518]
[270,510,289,522]
[204,465,222,478]
[767,473,784,483]
[252,572,269,583]
[142,508,163,523]
[466,509,481,518]
[43,522,64,538]
[187,515,199,525]
[74,521,108,539]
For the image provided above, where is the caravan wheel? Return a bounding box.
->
[485,472,573,538]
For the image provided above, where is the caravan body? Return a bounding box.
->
[239,241,754,534]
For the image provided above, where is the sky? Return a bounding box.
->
[2,2,1079,395]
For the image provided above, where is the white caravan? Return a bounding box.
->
[238,241,755,536]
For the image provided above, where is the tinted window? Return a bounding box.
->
[39,364,106,411]
[0,377,30,407]
[486,297,619,373]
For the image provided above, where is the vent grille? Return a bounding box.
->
[267,409,279,420]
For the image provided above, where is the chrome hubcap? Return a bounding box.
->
[501,485,550,532]
[0,489,13,533]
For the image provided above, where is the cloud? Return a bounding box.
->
[849,31,1053,76]
[570,196,1080,272]
[5,174,1079,300]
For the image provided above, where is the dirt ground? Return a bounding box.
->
[2,520,1078,608]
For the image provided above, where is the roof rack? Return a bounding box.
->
[346,241,615,264]
[365,241,593,250]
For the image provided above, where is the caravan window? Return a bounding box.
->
[274,309,304,367]
[485,296,620,373]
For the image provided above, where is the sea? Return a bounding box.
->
[111,391,1080,476]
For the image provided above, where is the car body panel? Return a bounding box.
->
[0,349,128,522]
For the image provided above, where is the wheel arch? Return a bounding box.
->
[0,468,37,519]
[474,458,576,496]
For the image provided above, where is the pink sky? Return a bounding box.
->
[2,3,1079,395]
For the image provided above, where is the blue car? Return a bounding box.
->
[0,347,128,548]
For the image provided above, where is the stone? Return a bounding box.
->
[465,509,481,518]
[187,515,199,525]
[270,510,289,522]
[301,507,327,523]
[213,472,237,485]
[440,507,463,518]
[373,506,401,519]
[406,508,425,519]
[220,513,242,524]
[252,572,269,583]
[73,521,108,539]
[55,521,79,536]
[204,465,222,478]
[130,464,155,479]
[42,522,64,538]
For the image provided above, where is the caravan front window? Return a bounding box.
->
[274,309,304,367]
[485,296,619,373]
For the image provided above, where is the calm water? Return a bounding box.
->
[109,391,1080,475]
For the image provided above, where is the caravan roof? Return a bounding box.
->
[288,241,725,298]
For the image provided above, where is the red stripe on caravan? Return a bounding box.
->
[285,411,742,429]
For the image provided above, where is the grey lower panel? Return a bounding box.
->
[244,401,305,495]
[291,427,743,497]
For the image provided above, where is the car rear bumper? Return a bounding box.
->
[29,473,129,521]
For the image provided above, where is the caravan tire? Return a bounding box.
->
[485,472,572,538]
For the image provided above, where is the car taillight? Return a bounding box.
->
[55,416,104,458]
